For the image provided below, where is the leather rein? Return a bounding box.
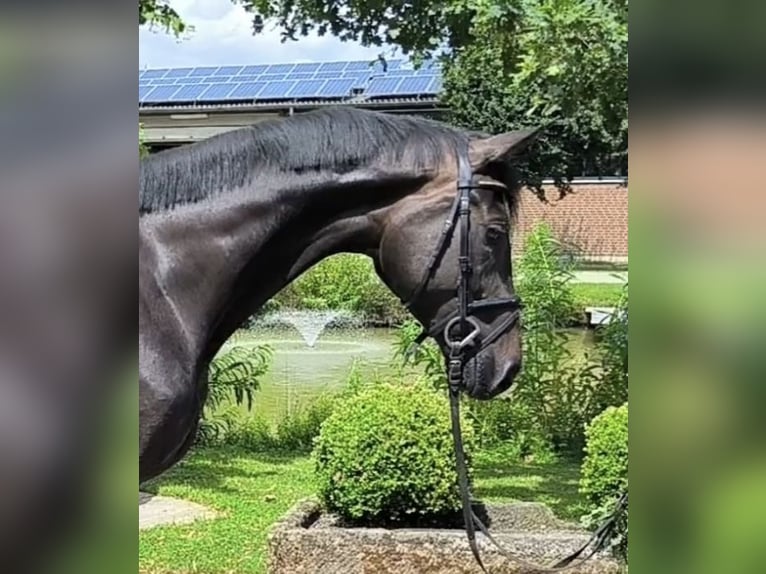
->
[402,141,628,572]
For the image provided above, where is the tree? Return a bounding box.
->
[443,0,627,192]
[139,0,187,36]
[238,0,628,192]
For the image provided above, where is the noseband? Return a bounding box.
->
[403,141,627,572]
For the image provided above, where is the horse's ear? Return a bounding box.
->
[468,128,540,168]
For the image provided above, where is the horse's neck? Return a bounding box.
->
[143,172,414,364]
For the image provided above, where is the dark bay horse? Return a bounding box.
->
[139,107,537,482]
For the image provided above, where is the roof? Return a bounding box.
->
[139,58,443,109]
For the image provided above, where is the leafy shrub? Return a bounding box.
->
[516,223,577,329]
[465,223,598,455]
[580,403,628,561]
[392,319,445,389]
[204,394,339,453]
[594,285,628,411]
[207,345,272,410]
[270,254,407,324]
[313,380,473,524]
[217,411,277,451]
[466,398,556,463]
[198,344,272,443]
[274,394,337,451]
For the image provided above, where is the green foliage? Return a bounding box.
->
[238,0,627,189]
[238,0,492,56]
[218,393,338,453]
[274,394,337,451]
[139,0,188,36]
[444,0,627,189]
[313,381,473,524]
[464,223,627,456]
[580,403,628,561]
[392,319,446,389]
[271,253,407,324]
[516,223,577,328]
[594,285,628,411]
[199,345,273,443]
[571,282,625,310]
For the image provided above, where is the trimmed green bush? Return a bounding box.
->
[313,380,473,524]
[580,403,628,560]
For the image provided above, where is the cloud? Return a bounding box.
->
[139,0,393,69]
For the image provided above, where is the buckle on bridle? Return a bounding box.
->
[448,357,463,392]
[444,316,481,351]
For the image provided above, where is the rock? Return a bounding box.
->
[139,491,219,530]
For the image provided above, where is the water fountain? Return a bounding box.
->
[253,309,360,347]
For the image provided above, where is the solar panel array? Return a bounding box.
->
[138,59,442,105]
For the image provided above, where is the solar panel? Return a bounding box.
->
[168,84,210,101]
[292,62,321,73]
[266,63,295,74]
[165,68,193,78]
[365,77,402,96]
[229,81,267,99]
[344,61,373,72]
[286,72,316,80]
[369,59,404,72]
[314,72,340,79]
[318,61,347,72]
[214,66,243,76]
[342,71,370,80]
[394,76,433,94]
[260,74,286,81]
[138,59,444,104]
[143,85,182,102]
[318,78,355,97]
[287,79,327,98]
[143,69,168,79]
[238,65,265,76]
[258,80,297,98]
[198,83,239,100]
[188,66,218,77]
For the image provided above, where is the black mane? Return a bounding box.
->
[139,107,470,214]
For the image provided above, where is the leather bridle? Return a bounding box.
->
[404,141,628,572]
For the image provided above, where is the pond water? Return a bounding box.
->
[218,326,597,426]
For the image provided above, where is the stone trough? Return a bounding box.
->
[267,499,622,574]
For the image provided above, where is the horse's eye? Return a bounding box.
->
[486,226,506,243]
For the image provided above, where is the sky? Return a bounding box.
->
[139,0,393,69]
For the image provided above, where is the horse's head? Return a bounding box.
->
[375,130,537,399]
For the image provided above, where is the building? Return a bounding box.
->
[139,58,446,150]
[139,59,626,261]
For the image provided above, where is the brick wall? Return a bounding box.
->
[512,180,628,260]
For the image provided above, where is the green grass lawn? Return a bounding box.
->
[571,283,625,309]
[139,446,583,573]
